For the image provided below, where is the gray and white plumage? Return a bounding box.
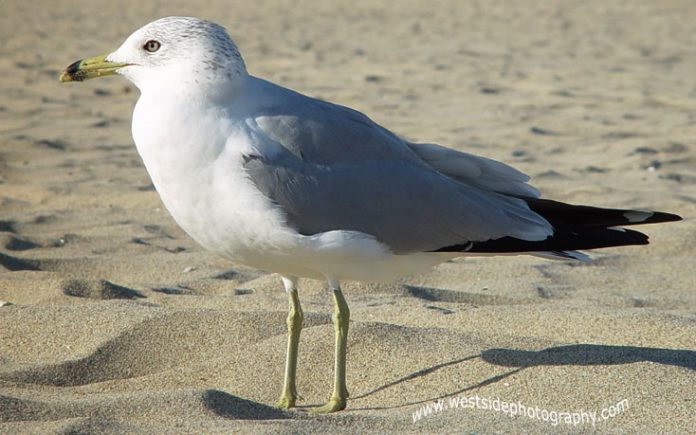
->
[77,16,677,283]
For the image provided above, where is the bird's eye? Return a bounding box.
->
[143,40,161,53]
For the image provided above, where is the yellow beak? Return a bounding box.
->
[59,54,128,82]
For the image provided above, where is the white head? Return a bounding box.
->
[61,17,247,96]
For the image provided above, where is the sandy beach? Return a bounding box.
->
[1,0,694,433]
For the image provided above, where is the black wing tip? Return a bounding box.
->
[622,209,683,225]
[433,226,651,254]
[430,199,681,255]
[519,197,683,228]
[646,211,682,224]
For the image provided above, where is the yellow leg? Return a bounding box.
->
[277,286,304,409]
[312,286,350,413]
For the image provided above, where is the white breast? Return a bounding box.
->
[132,94,296,260]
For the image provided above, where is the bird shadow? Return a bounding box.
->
[202,390,292,420]
[481,344,696,370]
[350,344,695,411]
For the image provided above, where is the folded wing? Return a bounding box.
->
[242,87,680,256]
[244,96,552,254]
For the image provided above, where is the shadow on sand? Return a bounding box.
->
[352,344,695,410]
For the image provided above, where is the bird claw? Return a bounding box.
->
[310,397,347,413]
[276,392,303,409]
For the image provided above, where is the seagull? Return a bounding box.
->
[60,16,682,412]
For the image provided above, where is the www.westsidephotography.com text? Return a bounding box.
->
[411,395,629,427]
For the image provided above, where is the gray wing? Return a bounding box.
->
[244,97,551,254]
[253,95,421,165]
[253,85,540,197]
[406,142,541,198]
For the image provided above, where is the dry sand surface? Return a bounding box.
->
[1,0,695,433]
